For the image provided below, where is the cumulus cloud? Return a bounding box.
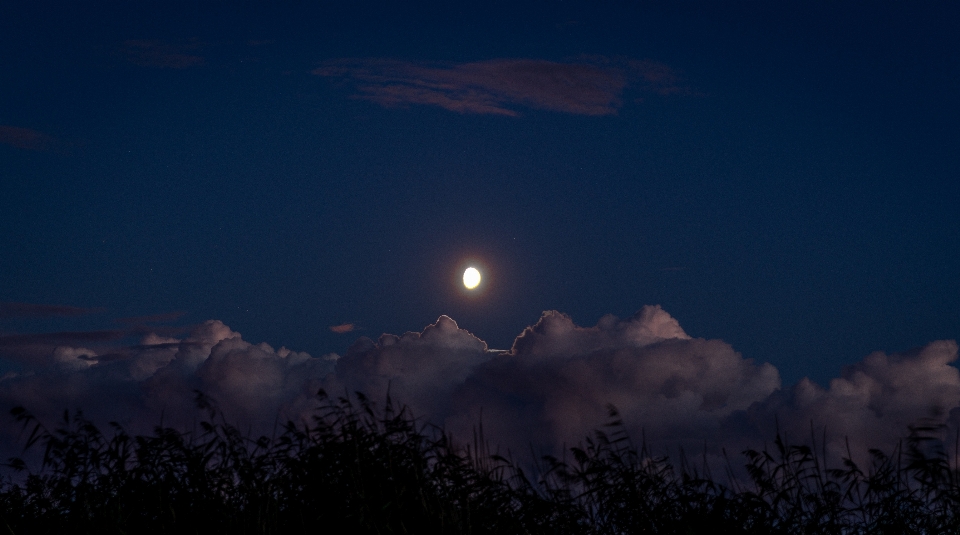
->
[0,320,336,463]
[328,315,492,419]
[141,321,334,431]
[324,307,780,451]
[314,56,689,116]
[323,307,960,459]
[445,307,781,454]
[738,340,960,461]
[0,307,957,468]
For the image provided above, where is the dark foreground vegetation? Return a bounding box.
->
[2,392,960,534]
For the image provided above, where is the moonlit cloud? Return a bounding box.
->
[739,340,960,461]
[0,308,957,466]
[313,56,689,116]
[0,330,128,367]
[328,315,492,419]
[0,320,336,460]
[446,307,781,454]
[328,307,780,454]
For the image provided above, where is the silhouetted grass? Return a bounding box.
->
[3,392,960,534]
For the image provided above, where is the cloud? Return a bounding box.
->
[0,301,103,319]
[628,59,692,96]
[334,307,781,455]
[0,330,129,367]
[120,40,205,68]
[0,126,56,151]
[456,308,782,454]
[0,319,191,368]
[0,320,337,462]
[323,307,960,460]
[140,321,335,431]
[329,323,357,334]
[0,307,957,468]
[328,315,492,419]
[737,340,960,461]
[313,56,689,116]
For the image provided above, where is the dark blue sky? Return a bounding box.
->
[2,0,958,386]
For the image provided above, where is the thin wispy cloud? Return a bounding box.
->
[628,59,691,96]
[314,56,689,116]
[0,126,55,151]
[120,39,205,68]
[0,329,129,368]
[329,323,357,334]
[115,311,187,326]
[0,316,191,368]
[0,302,103,319]
[0,330,126,347]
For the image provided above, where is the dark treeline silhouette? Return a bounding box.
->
[2,391,960,534]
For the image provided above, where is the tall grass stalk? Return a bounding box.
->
[2,393,960,534]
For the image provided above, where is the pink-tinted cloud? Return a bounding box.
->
[120,39,205,68]
[0,126,55,151]
[329,323,357,334]
[628,59,693,96]
[314,57,689,116]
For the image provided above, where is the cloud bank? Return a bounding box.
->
[1,306,957,465]
[314,57,689,116]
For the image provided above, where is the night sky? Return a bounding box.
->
[2,1,959,457]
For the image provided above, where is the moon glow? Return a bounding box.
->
[463,267,481,289]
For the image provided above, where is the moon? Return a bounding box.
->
[463,267,481,289]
